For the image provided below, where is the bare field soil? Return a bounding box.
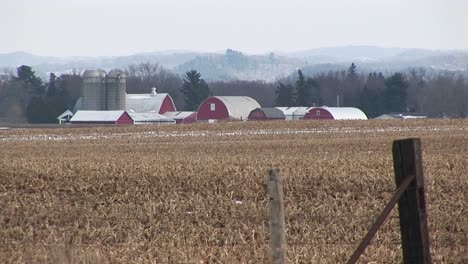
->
[0,119,467,263]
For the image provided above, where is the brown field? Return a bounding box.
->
[0,119,467,263]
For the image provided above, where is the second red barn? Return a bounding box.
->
[197,96,260,121]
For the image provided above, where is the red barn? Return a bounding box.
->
[248,108,285,121]
[126,88,176,114]
[70,110,133,124]
[197,96,261,121]
[303,107,368,120]
[163,111,197,124]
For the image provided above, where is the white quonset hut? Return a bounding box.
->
[128,112,175,125]
[126,88,176,114]
[275,107,309,120]
[303,107,368,120]
[197,96,261,121]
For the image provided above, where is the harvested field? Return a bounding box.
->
[0,119,467,263]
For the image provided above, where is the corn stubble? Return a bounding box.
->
[0,120,466,263]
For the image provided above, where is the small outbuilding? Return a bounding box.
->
[163,111,197,124]
[248,108,285,121]
[375,113,427,119]
[128,112,175,125]
[197,96,261,121]
[126,88,176,114]
[303,107,368,120]
[70,110,133,125]
[275,107,309,120]
[57,110,74,124]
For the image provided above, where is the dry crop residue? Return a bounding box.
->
[0,119,466,263]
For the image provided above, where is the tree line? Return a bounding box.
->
[0,62,467,123]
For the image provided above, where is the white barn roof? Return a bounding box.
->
[163,111,196,119]
[57,110,74,120]
[126,93,173,113]
[213,96,261,120]
[70,110,126,122]
[275,107,308,116]
[317,107,368,120]
[128,112,175,123]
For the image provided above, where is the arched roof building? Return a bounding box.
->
[248,108,285,121]
[197,96,261,121]
[303,107,368,120]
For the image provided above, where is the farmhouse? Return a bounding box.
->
[70,110,133,125]
[163,111,197,124]
[248,108,285,121]
[303,107,368,120]
[128,112,175,125]
[197,96,261,121]
[275,107,309,120]
[126,88,176,114]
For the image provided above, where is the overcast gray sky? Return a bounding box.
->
[1,0,468,56]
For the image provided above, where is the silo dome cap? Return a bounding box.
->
[107,69,127,78]
[83,69,106,78]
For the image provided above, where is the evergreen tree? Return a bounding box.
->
[275,82,295,106]
[16,65,44,95]
[359,85,383,118]
[347,62,358,79]
[384,73,408,112]
[307,78,322,106]
[26,96,47,123]
[295,69,308,106]
[182,70,210,111]
[47,73,57,96]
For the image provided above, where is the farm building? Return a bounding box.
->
[275,107,309,120]
[70,110,133,125]
[163,111,197,124]
[57,110,74,124]
[128,112,175,125]
[197,96,261,121]
[303,107,368,120]
[126,88,176,114]
[248,108,285,121]
[375,113,427,119]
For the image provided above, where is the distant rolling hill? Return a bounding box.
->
[1,46,467,81]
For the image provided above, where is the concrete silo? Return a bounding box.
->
[106,69,126,110]
[82,69,106,110]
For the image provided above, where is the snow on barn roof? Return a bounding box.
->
[163,111,196,119]
[316,107,368,120]
[292,107,315,117]
[70,110,126,122]
[213,96,261,120]
[128,112,175,123]
[275,107,308,116]
[57,110,74,120]
[126,93,173,113]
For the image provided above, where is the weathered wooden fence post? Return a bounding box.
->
[347,138,431,264]
[393,138,432,264]
[268,168,287,264]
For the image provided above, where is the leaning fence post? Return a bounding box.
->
[393,138,432,264]
[268,168,287,264]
